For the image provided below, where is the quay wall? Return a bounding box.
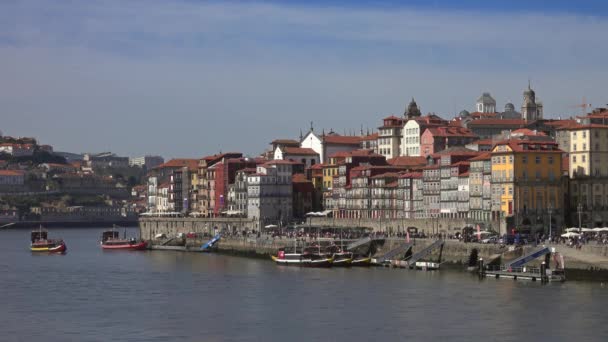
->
[308,217,501,234]
[139,217,256,240]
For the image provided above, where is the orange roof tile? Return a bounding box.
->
[323,135,361,145]
[282,147,318,156]
[387,156,427,167]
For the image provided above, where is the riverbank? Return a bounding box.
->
[146,236,608,281]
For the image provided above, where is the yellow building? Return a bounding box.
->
[491,140,563,233]
[559,124,608,227]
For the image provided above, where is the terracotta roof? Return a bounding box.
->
[469,152,492,161]
[556,123,608,131]
[387,156,427,167]
[451,161,471,167]
[323,135,361,145]
[359,133,379,141]
[0,170,25,176]
[425,126,477,137]
[399,172,422,179]
[469,139,494,146]
[292,174,310,183]
[493,140,562,153]
[282,147,318,156]
[328,151,351,159]
[467,119,526,126]
[239,168,257,173]
[544,119,577,127]
[431,146,480,158]
[350,149,384,158]
[385,181,398,188]
[158,159,199,170]
[309,163,324,170]
[459,171,470,177]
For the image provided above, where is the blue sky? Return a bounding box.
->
[1,0,607,158]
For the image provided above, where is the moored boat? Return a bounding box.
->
[101,229,147,250]
[30,228,66,253]
[351,254,372,266]
[271,243,333,267]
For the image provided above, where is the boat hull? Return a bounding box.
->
[332,258,353,267]
[101,241,148,250]
[351,257,372,266]
[271,255,334,267]
[30,242,66,253]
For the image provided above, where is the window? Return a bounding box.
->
[502,156,506,164]
[573,156,577,163]
[583,131,587,138]
[509,156,513,164]
[536,171,541,179]
[582,155,586,163]
[522,156,527,164]
[548,156,553,164]
[508,187,513,195]
[583,144,587,150]
[535,156,541,164]
[573,144,577,151]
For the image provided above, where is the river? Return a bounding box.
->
[0,227,606,341]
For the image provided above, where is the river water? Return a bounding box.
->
[1,227,606,341]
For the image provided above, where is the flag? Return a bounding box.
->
[406,229,410,243]
[477,224,481,241]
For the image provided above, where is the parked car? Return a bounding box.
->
[481,236,498,244]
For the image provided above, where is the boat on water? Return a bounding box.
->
[30,228,66,253]
[326,244,353,267]
[351,253,372,266]
[271,242,333,267]
[101,229,147,250]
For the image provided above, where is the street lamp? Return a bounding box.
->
[548,203,553,241]
[577,202,583,232]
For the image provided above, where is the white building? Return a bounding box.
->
[273,146,319,168]
[247,160,294,226]
[402,115,447,156]
[0,143,35,157]
[377,116,404,159]
[301,129,361,163]
[129,155,164,169]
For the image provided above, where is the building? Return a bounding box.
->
[226,168,256,217]
[465,119,526,139]
[84,152,129,169]
[469,153,492,223]
[129,155,164,169]
[490,140,563,234]
[476,92,496,113]
[0,143,35,157]
[399,172,423,219]
[292,174,315,219]
[377,116,404,159]
[559,123,608,227]
[402,114,447,156]
[359,132,379,153]
[247,160,295,228]
[197,153,243,217]
[211,158,258,216]
[420,126,478,157]
[274,146,319,168]
[0,170,25,186]
[300,129,362,163]
[521,84,543,122]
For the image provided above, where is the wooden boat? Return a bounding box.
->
[101,229,147,250]
[30,228,66,253]
[271,244,333,267]
[351,253,372,266]
[415,261,440,270]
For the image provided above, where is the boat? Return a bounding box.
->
[30,228,66,253]
[271,242,333,267]
[351,254,372,266]
[101,228,147,250]
[415,261,440,270]
[326,245,353,267]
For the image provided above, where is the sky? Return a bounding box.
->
[1,0,608,159]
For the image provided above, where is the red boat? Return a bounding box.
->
[101,230,147,250]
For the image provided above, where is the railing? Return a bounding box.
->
[486,265,542,275]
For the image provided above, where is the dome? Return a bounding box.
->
[476,92,496,104]
[504,103,515,112]
[459,110,471,117]
[404,97,421,118]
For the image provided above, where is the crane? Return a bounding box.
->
[570,97,592,117]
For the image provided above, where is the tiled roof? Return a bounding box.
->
[309,163,324,170]
[493,140,562,153]
[467,119,526,126]
[469,139,494,146]
[0,170,25,176]
[398,172,422,179]
[359,133,379,141]
[511,128,547,136]
[556,123,608,131]
[156,158,199,170]
[323,135,361,145]
[425,126,477,137]
[282,147,318,156]
[469,152,492,161]
[292,173,310,183]
[459,171,470,177]
[371,172,401,179]
[387,156,427,167]
[431,146,480,158]
[263,160,299,166]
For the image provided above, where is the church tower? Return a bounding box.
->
[521,82,543,121]
[404,98,421,119]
